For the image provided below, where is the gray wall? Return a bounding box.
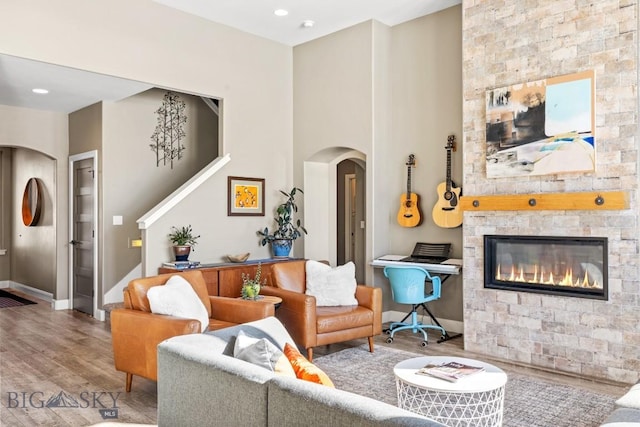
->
[294,7,463,322]
[0,105,68,299]
[69,102,102,155]
[294,20,386,270]
[389,6,463,322]
[102,89,218,298]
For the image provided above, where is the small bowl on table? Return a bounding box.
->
[227,253,250,263]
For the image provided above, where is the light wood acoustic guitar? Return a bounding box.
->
[432,135,463,228]
[397,154,421,227]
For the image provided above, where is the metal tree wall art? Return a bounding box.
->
[150,91,188,168]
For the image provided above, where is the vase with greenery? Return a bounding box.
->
[241,263,266,300]
[257,187,307,258]
[168,224,200,261]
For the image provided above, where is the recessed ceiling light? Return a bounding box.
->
[274,9,288,17]
[302,20,315,28]
[32,88,49,94]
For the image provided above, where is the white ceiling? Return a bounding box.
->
[0,0,460,113]
[0,54,153,113]
[153,0,461,46]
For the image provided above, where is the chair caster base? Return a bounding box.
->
[386,337,394,344]
[421,341,428,347]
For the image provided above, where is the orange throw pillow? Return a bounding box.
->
[283,343,335,388]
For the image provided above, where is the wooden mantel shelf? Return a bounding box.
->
[460,191,629,211]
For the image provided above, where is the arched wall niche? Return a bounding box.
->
[9,146,57,295]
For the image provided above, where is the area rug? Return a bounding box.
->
[0,289,36,308]
[314,344,617,427]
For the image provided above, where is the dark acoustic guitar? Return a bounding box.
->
[397,154,421,227]
[432,135,462,228]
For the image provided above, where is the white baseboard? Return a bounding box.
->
[0,281,106,321]
[382,310,463,335]
[53,298,70,310]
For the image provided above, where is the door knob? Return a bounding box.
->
[70,240,80,245]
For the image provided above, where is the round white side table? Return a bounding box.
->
[394,356,507,427]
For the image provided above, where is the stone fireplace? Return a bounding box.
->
[484,235,607,300]
[461,1,638,384]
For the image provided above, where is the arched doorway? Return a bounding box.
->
[302,147,367,282]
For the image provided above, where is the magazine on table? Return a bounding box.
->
[416,361,485,382]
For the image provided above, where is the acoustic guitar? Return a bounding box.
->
[397,154,421,227]
[432,135,463,228]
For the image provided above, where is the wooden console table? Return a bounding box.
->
[158,258,300,297]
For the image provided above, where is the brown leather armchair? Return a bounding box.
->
[260,260,382,361]
[111,270,274,392]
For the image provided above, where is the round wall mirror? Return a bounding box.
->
[22,177,42,226]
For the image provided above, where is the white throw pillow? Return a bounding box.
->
[305,260,358,306]
[147,275,209,333]
[617,383,640,409]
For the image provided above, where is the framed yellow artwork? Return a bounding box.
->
[227,176,265,216]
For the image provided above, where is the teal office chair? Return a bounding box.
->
[383,266,446,346]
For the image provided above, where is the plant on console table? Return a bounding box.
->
[257,187,307,258]
[168,224,200,261]
[241,263,266,300]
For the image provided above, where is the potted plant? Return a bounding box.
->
[168,224,200,261]
[241,263,266,300]
[258,187,307,258]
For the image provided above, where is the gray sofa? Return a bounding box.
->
[601,383,640,426]
[157,316,445,427]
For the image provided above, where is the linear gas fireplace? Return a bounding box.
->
[484,235,607,300]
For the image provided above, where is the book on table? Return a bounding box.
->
[416,361,485,382]
[162,261,201,269]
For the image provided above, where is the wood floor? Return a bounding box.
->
[0,289,628,426]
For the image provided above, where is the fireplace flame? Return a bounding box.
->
[496,262,601,289]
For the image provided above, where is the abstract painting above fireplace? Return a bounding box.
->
[485,70,596,178]
[484,235,607,300]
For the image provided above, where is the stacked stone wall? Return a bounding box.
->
[462,0,639,382]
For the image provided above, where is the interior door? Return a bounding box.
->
[70,154,96,316]
[344,174,356,263]
[337,160,365,283]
